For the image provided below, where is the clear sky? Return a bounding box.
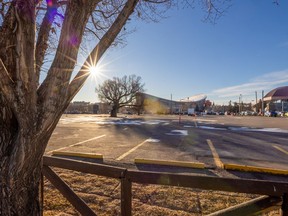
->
[73,1,288,105]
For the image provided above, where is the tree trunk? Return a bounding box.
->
[0,128,52,215]
[1,155,42,215]
[110,105,118,117]
[0,95,54,216]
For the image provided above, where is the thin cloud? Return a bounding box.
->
[208,69,288,102]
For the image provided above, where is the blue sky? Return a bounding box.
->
[73,1,288,105]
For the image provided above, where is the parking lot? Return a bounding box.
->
[45,114,288,179]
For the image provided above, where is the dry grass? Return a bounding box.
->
[43,168,281,216]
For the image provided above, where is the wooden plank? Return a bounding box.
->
[207,196,282,216]
[42,166,97,216]
[40,173,44,216]
[282,193,288,216]
[126,170,288,196]
[43,156,126,179]
[121,175,132,216]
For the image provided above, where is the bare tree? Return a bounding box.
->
[97,75,145,117]
[0,0,148,214]
[0,0,229,215]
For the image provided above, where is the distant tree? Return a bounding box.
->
[134,92,145,115]
[96,75,145,117]
[228,100,233,112]
[232,102,238,113]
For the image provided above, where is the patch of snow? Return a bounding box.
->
[166,130,188,136]
[146,138,160,142]
[228,127,288,133]
[198,126,227,130]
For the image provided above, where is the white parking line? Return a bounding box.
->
[47,134,106,154]
[116,139,148,161]
[273,145,288,156]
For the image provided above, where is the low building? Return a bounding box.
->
[65,101,110,114]
[65,101,91,114]
[263,86,288,112]
[136,93,207,114]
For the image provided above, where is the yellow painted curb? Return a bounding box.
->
[135,158,205,169]
[224,163,288,175]
[52,151,103,159]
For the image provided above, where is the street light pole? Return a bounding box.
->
[239,94,242,113]
[262,90,264,115]
[255,91,258,113]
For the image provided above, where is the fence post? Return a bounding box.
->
[40,173,44,216]
[282,193,288,216]
[121,170,132,216]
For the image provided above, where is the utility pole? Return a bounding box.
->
[255,91,258,113]
[170,94,172,115]
[239,94,242,113]
[262,90,264,115]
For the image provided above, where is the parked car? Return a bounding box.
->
[265,110,277,117]
[271,110,278,117]
[244,111,253,116]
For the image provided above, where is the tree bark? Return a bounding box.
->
[1,96,56,215]
[111,105,118,117]
[0,94,44,215]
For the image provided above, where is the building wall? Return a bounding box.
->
[65,102,110,114]
[136,93,206,114]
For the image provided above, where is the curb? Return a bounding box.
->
[224,163,288,175]
[135,158,205,169]
[51,151,103,159]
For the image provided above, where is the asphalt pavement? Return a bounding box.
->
[45,114,288,181]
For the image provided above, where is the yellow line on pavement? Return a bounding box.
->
[47,134,106,154]
[135,158,205,169]
[273,145,288,156]
[116,139,148,161]
[207,139,224,169]
[224,163,288,175]
[52,151,103,159]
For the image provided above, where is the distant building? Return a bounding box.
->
[65,101,91,114]
[136,93,207,114]
[263,86,288,112]
[65,101,111,114]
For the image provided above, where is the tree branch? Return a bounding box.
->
[66,0,140,103]
[37,0,101,127]
[35,0,58,84]
[12,0,37,110]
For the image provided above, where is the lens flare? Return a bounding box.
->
[89,66,99,76]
